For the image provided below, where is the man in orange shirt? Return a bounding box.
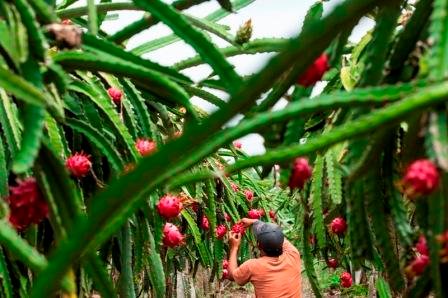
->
[228,218,302,298]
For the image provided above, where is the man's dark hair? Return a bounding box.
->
[260,243,283,257]
[253,221,285,257]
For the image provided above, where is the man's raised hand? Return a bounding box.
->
[229,231,242,250]
[241,218,258,227]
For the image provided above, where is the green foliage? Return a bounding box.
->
[302,213,323,298]
[12,105,45,173]
[376,277,392,298]
[0,248,13,298]
[364,171,405,291]
[0,140,8,197]
[311,155,326,249]
[428,0,448,79]
[133,0,241,90]
[0,220,47,272]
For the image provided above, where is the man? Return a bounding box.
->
[228,218,302,298]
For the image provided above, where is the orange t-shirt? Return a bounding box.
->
[232,239,301,298]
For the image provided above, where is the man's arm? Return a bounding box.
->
[228,231,241,281]
[227,228,252,285]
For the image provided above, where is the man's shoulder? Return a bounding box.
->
[242,258,259,267]
[240,257,265,271]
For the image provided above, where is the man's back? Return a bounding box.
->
[232,240,301,298]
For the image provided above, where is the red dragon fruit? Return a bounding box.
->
[327,258,338,269]
[288,158,312,189]
[406,255,430,277]
[415,235,429,256]
[248,209,262,219]
[135,138,157,157]
[157,195,183,219]
[222,269,229,279]
[107,87,122,104]
[224,213,231,222]
[244,190,254,201]
[215,224,227,239]
[162,223,185,247]
[340,272,352,288]
[297,54,329,87]
[230,183,239,192]
[61,19,72,25]
[201,216,210,230]
[222,259,229,269]
[233,141,242,149]
[231,222,246,235]
[402,159,439,198]
[65,152,92,178]
[330,217,347,235]
[7,178,49,230]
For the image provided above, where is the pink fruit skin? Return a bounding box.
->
[65,152,92,178]
[224,213,231,222]
[297,54,329,87]
[201,216,210,230]
[107,87,122,104]
[233,141,242,149]
[288,158,312,189]
[248,209,262,219]
[327,258,338,269]
[215,224,227,239]
[231,222,246,235]
[340,272,352,288]
[230,183,239,192]
[162,223,184,247]
[402,159,439,197]
[415,235,429,256]
[157,195,183,219]
[244,190,254,201]
[269,210,276,220]
[330,217,347,235]
[135,138,157,156]
[409,255,430,276]
[222,269,229,279]
[222,259,229,269]
[7,178,49,230]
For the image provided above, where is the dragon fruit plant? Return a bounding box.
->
[0,0,446,297]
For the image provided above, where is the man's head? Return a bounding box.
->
[252,221,284,257]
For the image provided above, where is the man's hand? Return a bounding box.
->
[241,218,258,227]
[229,231,242,250]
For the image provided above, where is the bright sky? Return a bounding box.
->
[74,0,374,155]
